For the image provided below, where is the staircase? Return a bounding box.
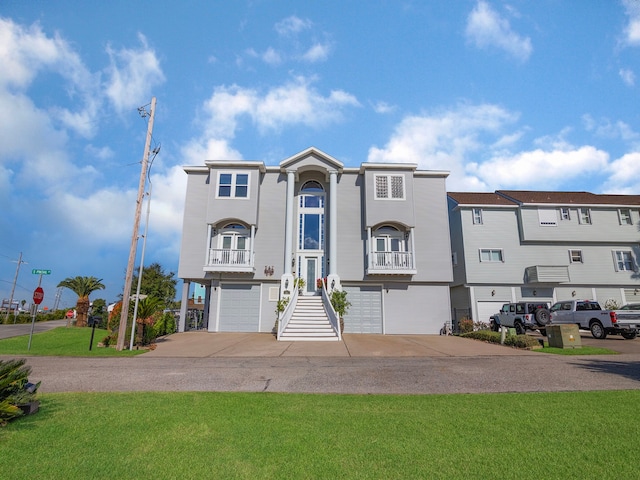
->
[280,295,340,341]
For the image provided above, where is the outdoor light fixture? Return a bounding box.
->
[572,290,576,297]
[533,290,537,296]
[491,290,495,296]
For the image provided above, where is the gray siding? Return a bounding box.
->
[207,167,260,226]
[519,206,640,243]
[413,175,453,283]
[178,170,210,280]
[363,168,416,228]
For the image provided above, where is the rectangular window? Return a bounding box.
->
[560,207,571,220]
[578,208,591,224]
[619,209,632,225]
[217,172,249,198]
[374,174,404,199]
[569,250,583,263]
[538,209,557,226]
[479,249,503,262]
[613,250,635,271]
[473,208,483,225]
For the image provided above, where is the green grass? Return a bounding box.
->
[0,327,145,356]
[1,390,638,479]
[538,345,618,355]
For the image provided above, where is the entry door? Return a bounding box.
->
[301,256,319,295]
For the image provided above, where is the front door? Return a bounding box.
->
[300,256,319,295]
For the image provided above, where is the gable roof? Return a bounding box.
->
[497,190,640,206]
[447,192,518,206]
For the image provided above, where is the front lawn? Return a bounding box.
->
[1,390,638,479]
[0,327,145,356]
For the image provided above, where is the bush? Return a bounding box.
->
[153,311,177,337]
[461,330,541,349]
[457,317,474,334]
[0,359,40,426]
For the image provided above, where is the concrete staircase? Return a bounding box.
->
[280,295,339,341]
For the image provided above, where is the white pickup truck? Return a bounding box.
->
[549,300,640,339]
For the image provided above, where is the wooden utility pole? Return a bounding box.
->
[117,97,156,350]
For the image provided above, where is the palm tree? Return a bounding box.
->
[57,276,105,327]
[134,296,162,345]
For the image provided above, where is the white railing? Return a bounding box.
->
[207,248,252,267]
[321,283,342,341]
[370,251,414,270]
[277,288,298,340]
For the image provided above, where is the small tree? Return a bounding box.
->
[330,289,351,333]
[0,359,40,426]
[57,276,105,327]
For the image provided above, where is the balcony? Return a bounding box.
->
[204,248,254,273]
[367,251,417,275]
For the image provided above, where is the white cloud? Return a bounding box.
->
[262,47,282,65]
[368,103,621,192]
[302,42,332,62]
[275,16,312,36]
[465,1,532,61]
[371,101,396,114]
[104,34,165,113]
[601,151,640,194]
[620,68,636,86]
[582,114,640,144]
[469,146,609,190]
[183,77,360,164]
[622,0,640,46]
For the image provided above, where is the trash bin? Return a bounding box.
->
[547,324,582,349]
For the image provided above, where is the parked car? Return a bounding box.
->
[549,299,640,339]
[620,303,640,310]
[493,302,550,335]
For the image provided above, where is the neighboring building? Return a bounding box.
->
[177,147,453,337]
[448,190,640,326]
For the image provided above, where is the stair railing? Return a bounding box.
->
[321,282,342,341]
[277,288,298,340]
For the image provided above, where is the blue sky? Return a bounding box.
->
[1,1,640,306]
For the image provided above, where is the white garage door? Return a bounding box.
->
[219,284,260,332]
[476,301,506,325]
[342,286,383,334]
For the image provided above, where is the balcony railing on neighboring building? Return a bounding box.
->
[367,251,416,274]
[204,248,254,272]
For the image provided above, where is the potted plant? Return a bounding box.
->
[0,359,41,426]
[330,289,351,333]
[294,277,306,293]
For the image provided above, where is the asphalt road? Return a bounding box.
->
[0,319,67,339]
[5,351,640,395]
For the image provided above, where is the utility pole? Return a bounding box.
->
[5,252,25,322]
[117,96,156,351]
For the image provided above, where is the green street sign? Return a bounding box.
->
[32,269,51,275]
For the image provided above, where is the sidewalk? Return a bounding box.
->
[143,331,540,358]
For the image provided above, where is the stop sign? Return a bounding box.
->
[33,287,44,305]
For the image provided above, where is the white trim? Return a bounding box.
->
[215,171,250,199]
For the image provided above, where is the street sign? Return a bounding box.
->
[33,287,44,305]
[32,269,51,275]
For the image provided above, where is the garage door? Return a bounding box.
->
[476,301,506,325]
[342,286,383,334]
[219,284,260,332]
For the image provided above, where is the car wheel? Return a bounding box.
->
[515,321,525,335]
[490,320,499,332]
[535,308,550,326]
[621,331,637,340]
[590,321,607,339]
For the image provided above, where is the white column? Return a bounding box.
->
[367,227,372,270]
[281,170,295,297]
[178,281,190,332]
[327,170,340,291]
[329,170,338,274]
[410,227,416,269]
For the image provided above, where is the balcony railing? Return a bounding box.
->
[367,251,416,274]
[204,248,253,272]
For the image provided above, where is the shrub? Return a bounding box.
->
[461,330,541,349]
[0,359,40,426]
[458,317,474,334]
[153,311,177,337]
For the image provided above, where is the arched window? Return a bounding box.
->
[213,222,250,265]
[374,225,405,253]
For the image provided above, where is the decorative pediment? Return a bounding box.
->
[279,147,343,180]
